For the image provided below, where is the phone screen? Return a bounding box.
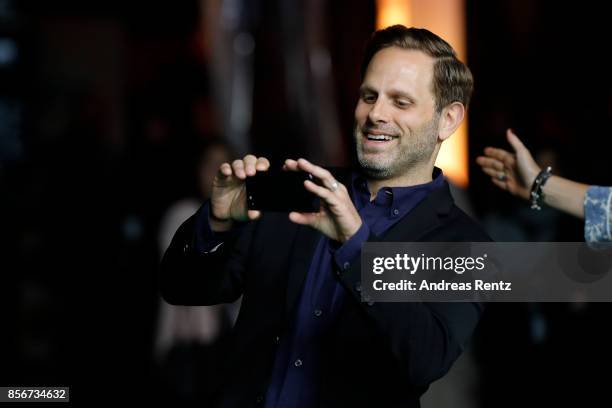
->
[246,171,320,212]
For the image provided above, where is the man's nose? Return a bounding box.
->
[367,99,390,123]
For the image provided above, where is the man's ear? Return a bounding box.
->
[438,102,465,142]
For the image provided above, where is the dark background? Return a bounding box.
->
[1,0,610,405]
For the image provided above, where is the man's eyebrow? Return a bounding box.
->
[388,89,416,100]
[359,85,377,94]
[359,85,416,101]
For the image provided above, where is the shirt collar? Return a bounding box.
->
[351,167,446,211]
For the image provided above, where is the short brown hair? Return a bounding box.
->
[360,25,474,111]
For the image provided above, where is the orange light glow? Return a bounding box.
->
[376,0,413,30]
[375,0,469,187]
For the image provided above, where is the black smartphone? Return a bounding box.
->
[246,170,320,212]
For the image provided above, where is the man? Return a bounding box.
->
[160,25,489,407]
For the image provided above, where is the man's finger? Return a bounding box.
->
[248,210,262,220]
[231,160,246,179]
[243,155,258,176]
[304,179,336,203]
[283,159,299,172]
[288,211,318,226]
[255,157,270,171]
[296,158,334,185]
[218,162,233,178]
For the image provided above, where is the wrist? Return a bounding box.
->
[525,166,541,188]
[341,220,363,243]
[209,208,233,232]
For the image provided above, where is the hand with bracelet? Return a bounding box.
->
[476,128,589,219]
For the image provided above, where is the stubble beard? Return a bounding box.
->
[355,114,440,180]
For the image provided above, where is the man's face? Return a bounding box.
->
[354,46,440,180]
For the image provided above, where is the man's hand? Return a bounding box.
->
[209,154,270,231]
[476,129,541,200]
[284,158,362,243]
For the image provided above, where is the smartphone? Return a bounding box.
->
[246,170,320,212]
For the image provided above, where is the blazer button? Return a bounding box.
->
[255,395,264,404]
[183,243,190,253]
[313,309,323,317]
[274,335,281,344]
[343,261,350,270]
[294,359,303,367]
[355,282,362,292]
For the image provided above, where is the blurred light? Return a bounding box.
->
[0,98,23,163]
[0,0,16,20]
[0,38,18,66]
[233,32,255,56]
[375,0,469,187]
[123,216,144,242]
[310,48,331,78]
[376,0,412,30]
[220,0,241,30]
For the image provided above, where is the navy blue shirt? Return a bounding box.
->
[264,170,445,407]
[194,169,446,407]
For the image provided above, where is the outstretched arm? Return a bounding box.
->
[476,128,589,219]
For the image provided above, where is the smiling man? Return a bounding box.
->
[355,29,469,192]
[160,25,490,407]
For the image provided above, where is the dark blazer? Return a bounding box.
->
[160,172,491,408]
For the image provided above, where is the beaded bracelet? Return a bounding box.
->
[530,166,552,210]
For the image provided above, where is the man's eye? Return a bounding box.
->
[362,95,376,103]
[396,100,411,108]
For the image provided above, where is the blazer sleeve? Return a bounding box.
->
[336,230,485,388]
[159,203,255,306]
